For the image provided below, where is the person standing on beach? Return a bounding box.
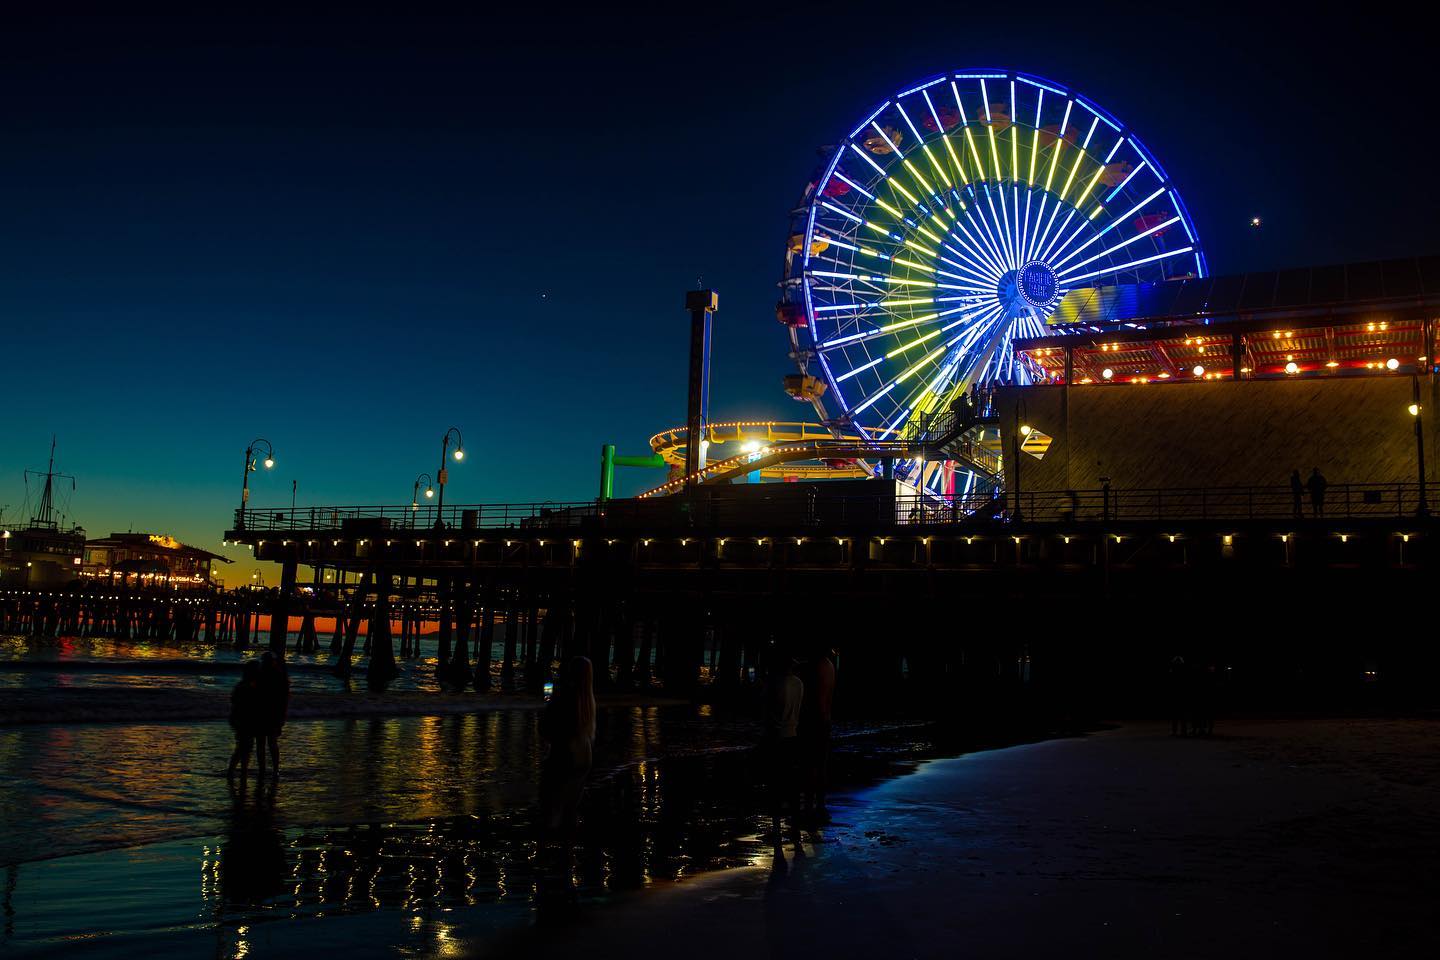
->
[1167,655,1189,737]
[765,646,805,848]
[538,656,597,881]
[798,646,836,825]
[258,651,290,777]
[1307,467,1328,518]
[227,661,263,784]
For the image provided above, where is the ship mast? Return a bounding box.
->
[35,436,57,527]
[26,436,73,530]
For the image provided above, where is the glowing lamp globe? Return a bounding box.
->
[263,457,275,469]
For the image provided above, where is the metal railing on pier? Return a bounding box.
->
[234,482,1430,538]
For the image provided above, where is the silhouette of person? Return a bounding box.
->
[1307,467,1328,518]
[1191,662,1217,736]
[1290,470,1304,520]
[258,651,290,777]
[538,656,596,887]
[227,661,263,783]
[1167,655,1189,737]
[764,646,805,849]
[798,646,836,825]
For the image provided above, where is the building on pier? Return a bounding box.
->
[81,533,229,590]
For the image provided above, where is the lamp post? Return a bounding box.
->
[411,473,435,527]
[1013,399,1029,522]
[238,438,275,530]
[1411,374,1429,517]
[435,427,465,527]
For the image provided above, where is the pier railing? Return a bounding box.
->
[233,481,1429,536]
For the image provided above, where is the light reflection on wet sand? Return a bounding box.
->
[3,705,920,957]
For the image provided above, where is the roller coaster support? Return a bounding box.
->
[599,444,667,501]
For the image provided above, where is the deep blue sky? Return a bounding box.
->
[1,7,1435,578]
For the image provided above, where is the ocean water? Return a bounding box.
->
[0,635,934,957]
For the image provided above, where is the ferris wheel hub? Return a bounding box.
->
[997,259,1060,314]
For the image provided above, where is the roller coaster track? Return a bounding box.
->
[639,410,1001,499]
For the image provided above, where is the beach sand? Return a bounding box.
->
[500,717,1439,959]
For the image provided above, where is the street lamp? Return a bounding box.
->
[1013,399,1028,522]
[1410,374,1428,517]
[435,427,465,525]
[411,472,435,523]
[238,438,275,530]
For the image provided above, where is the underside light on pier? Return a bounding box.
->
[1113,534,1122,543]
[386,540,393,546]
[1280,533,1289,542]
[837,536,848,544]
[757,537,767,545]
[795,537,805,545]
[333,540,339,546]
[572,539,581,547]
[1409,403,1421,416]
[1063,535,1071,543]
[538,539,547,546]
[359,539,367,545]
[1167,534,1176,542]
[680,538,689,546]
[415,540,422,547]
[1013,536,1022,544]
[718,538,727,547]
[1223,534,1234,545]
[1340,534,1350,543]
[642,539,651,546]
[965,536,975,544]
[1401,534,1411,542]
[1285,361,1300,374]
[877,536,886,544]
[1326,360,1339,368]
[922,537,931,545]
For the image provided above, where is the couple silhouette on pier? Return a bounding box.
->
[227,650,290,785]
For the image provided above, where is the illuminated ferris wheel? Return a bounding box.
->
[780,68,1207,444]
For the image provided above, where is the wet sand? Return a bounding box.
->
[504,717,1440,959]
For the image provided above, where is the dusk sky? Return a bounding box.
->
[2,8,1435,579]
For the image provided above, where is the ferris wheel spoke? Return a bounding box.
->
[1062,246,1194,285]
[1043,218,1092,271]
[937,249,1000,288]
[948,214,1007,279]
[1050,185,1168,270]
[983,187,1016,270]
[1057,215,1182,278]
[1034,206,1076,265]
[964,196,1012,275]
